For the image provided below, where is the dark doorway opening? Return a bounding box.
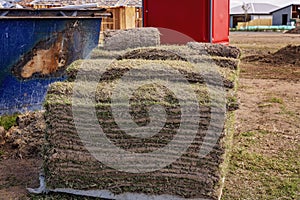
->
[232,15,251,28]
[282,14,288,25]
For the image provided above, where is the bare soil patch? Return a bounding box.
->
[0,159,41,200]
[0,112,45,199]
[222,32,300,200]
[231,32,300,80]
[243,45,300,67]
[285,27,300,34]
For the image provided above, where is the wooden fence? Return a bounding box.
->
[100,6,143,44]
[237,19,272,30]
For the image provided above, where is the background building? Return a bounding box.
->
[272,4,300,26]
[230,3,278,28]
[21,0,142,32]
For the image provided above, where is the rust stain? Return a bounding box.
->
[11,22,84,80]
[20,34,67,79]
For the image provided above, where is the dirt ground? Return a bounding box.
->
[222,32,300,199]
[0,32,300,199]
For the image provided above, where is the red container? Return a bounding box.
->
[143,0,229,44]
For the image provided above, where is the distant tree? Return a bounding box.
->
[242,2,251,22]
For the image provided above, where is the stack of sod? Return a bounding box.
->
[43,44,240,200]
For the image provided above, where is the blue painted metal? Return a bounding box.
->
[0,17,102,115]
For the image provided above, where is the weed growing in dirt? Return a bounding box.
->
[267,97,284,104]
[240,131,256,137]
[0,150,4,160]
[258,103,273,108]
[0,114,18,130]
[279,105,296,117]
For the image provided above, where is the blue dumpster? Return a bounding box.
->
[0,8,109,115]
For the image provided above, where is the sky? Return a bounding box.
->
[231,0,300,8]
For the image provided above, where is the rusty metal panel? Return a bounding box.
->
[0,14,103,115]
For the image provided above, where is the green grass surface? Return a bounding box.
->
[222,129,300,199]
[0,114,18,130]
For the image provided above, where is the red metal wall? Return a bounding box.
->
[143,0,229,44]
[212,0,230,44]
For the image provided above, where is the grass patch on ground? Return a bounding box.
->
[279,105,296,117]
[222,129,300,200]
[266,97,284,104]
[0,114,18,130]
